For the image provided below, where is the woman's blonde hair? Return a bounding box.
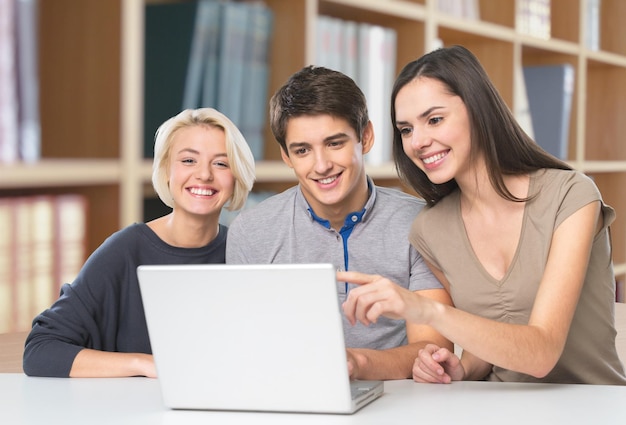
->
[151,108,255,210]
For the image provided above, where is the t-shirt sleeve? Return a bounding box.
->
[408,242,444,291]
[555,171,606,229]
[225,213,251,264]
[409,211,442,272]
[23,284,100,377]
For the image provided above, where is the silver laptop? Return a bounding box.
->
[137,263,384,414]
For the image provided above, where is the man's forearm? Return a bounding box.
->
[347,342,426,380]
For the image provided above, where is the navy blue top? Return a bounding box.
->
[23,223,227,377]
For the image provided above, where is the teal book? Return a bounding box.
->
[143,0,197,158]
[216,1,249,127]
[185,0,221,110]
[239,3,273,160]
[199,0,221,110]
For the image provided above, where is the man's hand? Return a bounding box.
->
[346,348,364,380]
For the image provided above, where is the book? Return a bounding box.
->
[523,63,575,160]
[29,196,55,321]
[317,17,397,165]
[437,0,463,17]
[316,15,342,72]
[13,197,34,331]
[0,0,19,164]
[585,0,601,51]
[240,2,273,160]
[358,23,397,166]
[182,0,219,110]
[516,0,551,39]
[0,194,88,332]
[437,0,480,19]
[143,0,197,157]
[53,194,88,296]
[514,65,534,139]
[341,20,359,82]
[216,1,249,127]
[199,0,222,109]
[0,198,13,332]
[15,0,41,162]
[327,17,344,72]
[463,0,480,20]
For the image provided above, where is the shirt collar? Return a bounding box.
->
[297,176,377,228]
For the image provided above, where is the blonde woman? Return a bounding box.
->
[24,108,255,378]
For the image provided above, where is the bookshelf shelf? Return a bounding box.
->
[0,159,121,188]
[586,52,626,67]
[1,0,625,329]
[322,0,427,19]
[577,161,626,173]
[436,15,516,42]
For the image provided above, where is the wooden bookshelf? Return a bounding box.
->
[1,0,625,289]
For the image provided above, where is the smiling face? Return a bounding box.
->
[395,77,474,186]
[168,125,235,219]
[280,114,373,218]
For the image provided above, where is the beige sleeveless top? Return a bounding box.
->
[411,169,626,384]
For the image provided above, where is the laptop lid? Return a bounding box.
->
[137,263,383,414]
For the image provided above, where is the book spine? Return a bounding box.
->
[240,3,273,160]
[359,23,397,166]
[0,198,14,332]
[216,2,249,126]
[15,0,41,162]
[13,197,34,331]
[0,194,89,332]
[54,194,88,297]
[0,0,19,164]
[200,1,221,109]
[182,0,212,110]
[30,196,55,321]
[585,0,601,51]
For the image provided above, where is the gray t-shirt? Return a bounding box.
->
[226,179,441,350]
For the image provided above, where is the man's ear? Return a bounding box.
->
[361,121,375,155]
[280,147,294,168]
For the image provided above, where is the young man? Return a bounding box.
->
[226,66,452,380]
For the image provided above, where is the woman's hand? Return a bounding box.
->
[339,271,430,326]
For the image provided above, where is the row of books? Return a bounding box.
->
[144,0,274,161]
[516,0,601,49]
[436,0,480,20]
[315,16,397,166]
[0,194,87,333]
[516,0,552,39]
[0,0,40,164]
[437,0,577,161]
[315,14,575,165]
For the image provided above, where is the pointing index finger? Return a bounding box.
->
[336,271,376,286]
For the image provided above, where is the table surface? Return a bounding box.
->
[1,373,625,425]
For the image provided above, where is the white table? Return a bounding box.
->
[1,373,625,424]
